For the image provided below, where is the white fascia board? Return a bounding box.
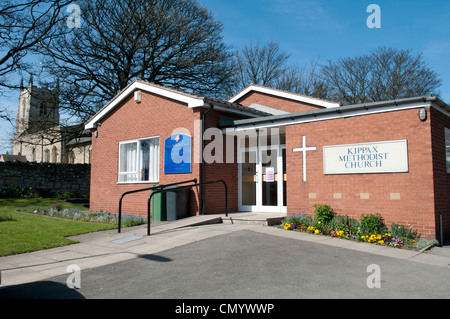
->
[430,102,450,117]
[228,85,340,109]
[85,81,205,129]
[222,102,432,133]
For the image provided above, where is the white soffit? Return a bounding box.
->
[85,81,205,129]
[248,103,290,115]
[229,85,340,109]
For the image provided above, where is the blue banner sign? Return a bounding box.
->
[164,134,192,174]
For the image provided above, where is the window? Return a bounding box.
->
[446,128,450,173]
[68,151,76,164]
[51,146,58,163]
[119,137,159,183]
[44,149,50,163]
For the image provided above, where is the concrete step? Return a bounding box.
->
[221,212,286,226]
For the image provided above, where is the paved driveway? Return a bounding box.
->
[1,227,449,300]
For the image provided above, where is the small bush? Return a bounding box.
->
[279,206,434,250]
[390,223,418,240]
[35,188,54,198]
[359,213,388,236]
[313,204,335,226]
[57,192,81,200]
[0,186,33,199]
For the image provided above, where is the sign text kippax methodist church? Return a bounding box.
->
[323,140,409,175]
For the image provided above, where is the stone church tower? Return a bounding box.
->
[15,74,60,134]
[12,75,92,164]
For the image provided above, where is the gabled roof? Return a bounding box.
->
[228,83,340,109]
[85,79,269,129]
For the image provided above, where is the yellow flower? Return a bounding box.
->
[378,240,384,244]
[284,223,291,230]
[315,230,320,235]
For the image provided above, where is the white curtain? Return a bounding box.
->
[120,142,138,182]
[119,138,159,182]
[149,138,159,182]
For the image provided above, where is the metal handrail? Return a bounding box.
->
[146,180,228,236]
[118,178,197,233]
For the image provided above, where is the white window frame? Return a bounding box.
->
[118,136,160,184]
[445,128,450,174]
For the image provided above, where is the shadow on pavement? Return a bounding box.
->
[138,254,172,262]
[0,281,85,299]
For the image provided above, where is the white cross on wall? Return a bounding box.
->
[293,136,317,182]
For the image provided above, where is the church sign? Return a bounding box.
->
[164,134,192,174]
[323,140,408,175]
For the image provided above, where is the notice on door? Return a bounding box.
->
[266,167,275,182]
[323,140,408,175]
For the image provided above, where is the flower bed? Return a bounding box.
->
[29,207,147,228]
[279,205,438,251]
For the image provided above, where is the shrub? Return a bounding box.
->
[313,204,335,226]
[278,208,435,250]
[35,188,54,198]
[0,186,33,198]
[390,223,418,240]
[359,213,388,236]
[57,192,80,200]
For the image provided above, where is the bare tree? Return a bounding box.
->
[321,47,442,105]
[230,42,331,100]
[276,59,330,100]
[0,0,71,122]
[0,0,71,88]
[39,0,234,122]
[233,40,290,91]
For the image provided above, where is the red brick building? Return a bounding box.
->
[85,80,450,241]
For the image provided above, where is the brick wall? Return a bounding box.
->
[0,162,90,195]
[89,91,201,217]
[89,91,244,217]
[430,107,450,242]
[203,109,241,214]
[286,107,438,239]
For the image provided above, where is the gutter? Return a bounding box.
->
[219,96,448,131]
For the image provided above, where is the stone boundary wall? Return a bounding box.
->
[0,162,90,196]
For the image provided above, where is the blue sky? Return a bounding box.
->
[197,0,450,98]
[1,0,449,153]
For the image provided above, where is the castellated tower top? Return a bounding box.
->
[15,74,60,134]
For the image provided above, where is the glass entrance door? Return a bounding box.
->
[260,146,278,208]
[239,143,286,213]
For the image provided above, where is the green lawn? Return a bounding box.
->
[0,198,116,257]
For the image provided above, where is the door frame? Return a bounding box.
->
[238,142,286,213]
